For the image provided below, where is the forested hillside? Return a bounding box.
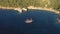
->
[0,0,60,10]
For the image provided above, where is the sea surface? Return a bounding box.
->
[0,9,60,34]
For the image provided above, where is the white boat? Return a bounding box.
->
[57,18,60,23]
[25,18,33,23]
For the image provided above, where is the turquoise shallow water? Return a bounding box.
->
[0,9,60,34]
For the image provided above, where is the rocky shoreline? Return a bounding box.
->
[0,6,59,14]
[0,6,23,13]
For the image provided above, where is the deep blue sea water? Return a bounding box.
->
[0,9,60,34]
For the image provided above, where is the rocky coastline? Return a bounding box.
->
[0,6,59,14]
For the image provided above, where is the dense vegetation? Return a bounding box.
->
[0,0,60,10]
